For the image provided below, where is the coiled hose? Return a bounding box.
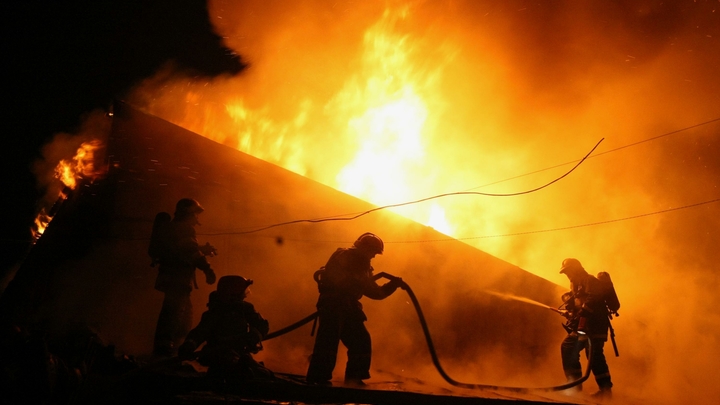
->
[264,272,592,392]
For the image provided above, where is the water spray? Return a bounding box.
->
[483,290,569,317]
[261,274,592,392]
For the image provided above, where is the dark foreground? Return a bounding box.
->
[69,357,587,405]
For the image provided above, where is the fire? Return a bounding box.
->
[32,209,52,240]
[54,139,105,190]
[135,7,462,235]
[32,140,106,240]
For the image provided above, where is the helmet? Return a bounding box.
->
[559,258,584,274]
[353,232,384,255]
[217,275,253,297]
[175,198,204,218]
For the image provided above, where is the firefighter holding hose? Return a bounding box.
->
[558,258,620,400]
[178,275,272,380]
[306,232,404,387]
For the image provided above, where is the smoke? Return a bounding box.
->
[122,0,720,403]
[30,110,111,226]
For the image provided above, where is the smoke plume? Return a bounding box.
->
[123,1,720,403]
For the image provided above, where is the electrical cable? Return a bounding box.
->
[384,197,720,244]
[196,196,720,245]
[203,115,720,236]
[465,116,720,191]
[202,138,604,236]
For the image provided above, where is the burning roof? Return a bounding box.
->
[2,101,586,403]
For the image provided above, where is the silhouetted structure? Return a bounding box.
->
[0,102,575,404]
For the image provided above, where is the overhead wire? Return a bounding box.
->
[202,137,604,236]
[200,116,720,239]
[465,116,720,191]
[387,197,720,244]
[11,118,718,245]
[233,197,720,245]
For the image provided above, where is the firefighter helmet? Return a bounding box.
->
[353,232,384,255]
[217,275,253,297]
[174,198,204,218]
[559,258,584,274]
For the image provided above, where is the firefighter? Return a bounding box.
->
[177,275,272,379]
[306,232,403,387]
[558,258,619,400]
[151,198,217,357]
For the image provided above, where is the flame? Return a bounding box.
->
[126,4,720,402]
[54,139,105,190]
[332,10,441,226]
[135,7,460,233]
[32,140,106,240]
[427,203,453,235]
[32,209,52,240]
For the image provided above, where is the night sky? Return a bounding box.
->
[1,0,244,279]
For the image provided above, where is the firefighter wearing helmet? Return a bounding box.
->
[558,258,620,400]
[306,232,403,387]
[178,275,272,379]
[151,198,218,357]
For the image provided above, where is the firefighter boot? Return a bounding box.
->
[590,386,612,401]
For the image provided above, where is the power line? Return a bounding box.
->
[207,116,720,235]
[388,197,720,244]
[264,197,720,245]
[202,138,604,235]
[466,116,720,191]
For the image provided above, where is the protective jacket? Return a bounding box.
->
[565,273,618,340]
[154,218,213,293]
[316,247,397,313]
[184,292,269,361]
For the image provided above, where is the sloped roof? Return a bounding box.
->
[2,101,573,402]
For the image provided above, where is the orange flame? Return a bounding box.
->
[54,139,106,190]
[32,140,106,240]
[32,208,53,240]
[135,7,460,235]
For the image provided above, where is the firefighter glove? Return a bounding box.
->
[200,242,218,256]
[206,269,217,285]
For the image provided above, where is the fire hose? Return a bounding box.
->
[263,272,592,392]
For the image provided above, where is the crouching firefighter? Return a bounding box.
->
[558,258,621,400]
[178,275,273,380]
[306,233,404,387]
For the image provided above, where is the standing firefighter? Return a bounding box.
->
[178,275,272,380]
[558,258,620,400]
[150,198,217,357]
[306,233,403,387]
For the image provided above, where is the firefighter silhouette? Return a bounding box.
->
[558,258,620,400]
[150,198,217,357]
[177,275,272,379]
[306,233,403,386]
